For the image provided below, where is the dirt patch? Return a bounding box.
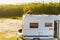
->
[0,19,22,38]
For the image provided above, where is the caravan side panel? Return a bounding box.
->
[23,15,54,39]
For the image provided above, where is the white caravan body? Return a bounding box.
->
[23,15,60,39]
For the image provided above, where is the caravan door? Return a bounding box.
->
[57,20,60,39]
[55,20,60,39]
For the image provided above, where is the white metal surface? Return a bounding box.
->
[23,15,60,39]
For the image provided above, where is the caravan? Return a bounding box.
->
[22,15,60,40]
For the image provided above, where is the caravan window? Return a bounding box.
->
[45,23,52,27]
[30,23,38,28]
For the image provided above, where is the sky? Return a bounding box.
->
[0,0,60,4]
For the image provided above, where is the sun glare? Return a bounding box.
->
[0,0,59,4]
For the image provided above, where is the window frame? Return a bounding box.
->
[45,23,52,27]
[30,23,38,28]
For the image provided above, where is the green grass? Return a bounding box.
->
[0,36,16,40]
[0,17,22,20]
[0,32,22,40]
[0,32,16,40]
[0,36,22,40]
[16,17,22,20]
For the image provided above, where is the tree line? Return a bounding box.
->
[0,3,60,17]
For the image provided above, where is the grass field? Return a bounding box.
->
[0,36,22,40]
[0,31,22,40]
[0,36,16,40]
[0,18,22,40]
[0,32,16,40]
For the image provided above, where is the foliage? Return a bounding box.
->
[0,3,60,17]
[0,5,24,17]
[23,3,60,15]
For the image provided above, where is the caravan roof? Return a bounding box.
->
[23,15,60,20]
